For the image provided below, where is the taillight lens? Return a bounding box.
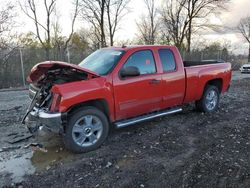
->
[50,93,61,112]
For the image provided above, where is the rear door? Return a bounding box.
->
[158,49,186,108]
[113,50,163,120]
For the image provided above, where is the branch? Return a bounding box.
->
[64,0,79,49]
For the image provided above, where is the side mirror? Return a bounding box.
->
[120,66,140,78]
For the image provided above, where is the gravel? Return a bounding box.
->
[0,71,250,188]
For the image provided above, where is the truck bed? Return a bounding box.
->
[183,62,231,104]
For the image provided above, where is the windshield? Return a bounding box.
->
[79,49,125,75]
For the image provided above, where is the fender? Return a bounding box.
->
[51,77,115,121]
[195,63,231,100]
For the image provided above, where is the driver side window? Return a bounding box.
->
[123,50,156,75]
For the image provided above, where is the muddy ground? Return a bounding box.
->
[0,71,250,188]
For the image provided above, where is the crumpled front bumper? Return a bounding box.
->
[26,107,62,133]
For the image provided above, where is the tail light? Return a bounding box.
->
[50,93,61,112]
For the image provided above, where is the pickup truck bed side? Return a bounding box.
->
[184,63,231,103]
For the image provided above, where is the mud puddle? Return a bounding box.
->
[31,141,74,172]
[0,130,77,187]
[0,152,35,185]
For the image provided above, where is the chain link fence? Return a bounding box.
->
[0,47,247,89]
[181,50,245,71]
[0,47,89,89]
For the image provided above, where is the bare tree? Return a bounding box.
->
[20,0,79,60]
[80,0,106,48]
[0,3,19,88]
[52,0,79,61]
[80,0,130,47]
[63,0,79,52]
[0,3,18,62]
[0,3,15,39]
[160,0,227,51]
[136,0,159,45]
[20,0,57,60]
[238,16,250,62]
[105,0,130,46]
[51,11,64,60]
[161,0,189,49]
[184,0,227,53]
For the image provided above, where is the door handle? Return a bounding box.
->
[149,79,161,84]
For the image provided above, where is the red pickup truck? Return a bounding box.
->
[23,45,231,153]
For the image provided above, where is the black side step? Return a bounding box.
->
[114,107,182,128]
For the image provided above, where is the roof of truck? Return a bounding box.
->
[103,45,175,51]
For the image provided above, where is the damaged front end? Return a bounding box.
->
[22,61,99,134]
[22,86,62,133]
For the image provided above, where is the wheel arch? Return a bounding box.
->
[67,99,111,122]
[196,78,223,102]
[205,78,223,93]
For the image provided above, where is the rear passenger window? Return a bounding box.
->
[123,50,156,75]
[158,49,176,72]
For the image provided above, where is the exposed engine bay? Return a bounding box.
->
[22,67,89,124]
[30,68,88,107]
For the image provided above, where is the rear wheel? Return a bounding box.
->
[195,85,220,113]
[63,106,109,153]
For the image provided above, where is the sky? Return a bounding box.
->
[204,0,250,54]
[2,0,250,54]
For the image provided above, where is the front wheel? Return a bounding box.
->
[195,85,220,113]
[63,106,109,153]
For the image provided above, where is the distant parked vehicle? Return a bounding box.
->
[240,63,250,73]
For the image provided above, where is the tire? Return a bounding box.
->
[63,106,109,153]
[195,85,220,113]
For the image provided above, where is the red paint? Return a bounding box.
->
[50,93,61,112]
[29,45,232,122]
[27,61,99,82]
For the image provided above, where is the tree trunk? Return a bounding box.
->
[176,42,182,51]
[150,14,154,45]
[106,1,113,46]
[187,19,192,53]
[100,0,106,47]
[46,9,51,60]
[110,34,114,46]
[248,43,250,62]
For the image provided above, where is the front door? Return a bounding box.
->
[113,50,163,120]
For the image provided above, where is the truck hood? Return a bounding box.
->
[27,61,99,83]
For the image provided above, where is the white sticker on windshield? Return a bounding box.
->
[110,51,122,56]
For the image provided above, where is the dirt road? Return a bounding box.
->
[0,71,250,188]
